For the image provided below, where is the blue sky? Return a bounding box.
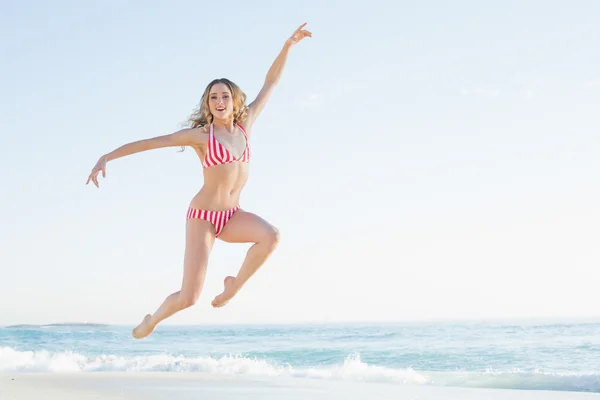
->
[1,0,599,326]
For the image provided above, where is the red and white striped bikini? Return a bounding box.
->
[202,123,250,167]
[186,123,250,237]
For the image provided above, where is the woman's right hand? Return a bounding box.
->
[86,155,107,188]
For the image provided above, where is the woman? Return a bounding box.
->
[86,23,312,339]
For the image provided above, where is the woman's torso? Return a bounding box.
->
[189,123,250,210]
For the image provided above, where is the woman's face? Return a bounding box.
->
[208,83,234,120]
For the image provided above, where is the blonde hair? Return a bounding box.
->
[187,78,248,129]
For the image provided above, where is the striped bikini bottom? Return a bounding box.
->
[186,205,240,237]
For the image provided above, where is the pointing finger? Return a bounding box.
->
[295,22,307,33]
[86,171,95,185]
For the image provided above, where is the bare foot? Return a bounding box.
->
[211,276,239,308]
[132,314,156,339]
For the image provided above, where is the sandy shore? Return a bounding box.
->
[1,373,599,400]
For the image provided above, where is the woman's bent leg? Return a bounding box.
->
[210,210,280,308]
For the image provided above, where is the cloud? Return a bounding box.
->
[300,93,323,108]
[459,77,599,100]
[511,77,544,98]
[521,88,536,99]
[460,86,501,97]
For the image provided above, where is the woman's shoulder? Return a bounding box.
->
[174,125,209,149]
[189,124,209,134]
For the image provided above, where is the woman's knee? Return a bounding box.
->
[263,225,280,249]
[179,290,201,309]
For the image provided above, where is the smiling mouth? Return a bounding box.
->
[216,107,226,112]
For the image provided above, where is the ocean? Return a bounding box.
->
[1,319,599,394]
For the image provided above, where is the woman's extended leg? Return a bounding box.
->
[210,210,280,308]
[132,219,216,338]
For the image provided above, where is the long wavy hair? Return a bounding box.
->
[187,78,248,129]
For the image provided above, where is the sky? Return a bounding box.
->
[1,0,599,326]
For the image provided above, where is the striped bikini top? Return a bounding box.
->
[202,123,250,168]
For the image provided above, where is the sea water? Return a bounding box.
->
[1,319,599,393]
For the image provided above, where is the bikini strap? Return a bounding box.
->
[236,123,248,137]
[204,124,213,161]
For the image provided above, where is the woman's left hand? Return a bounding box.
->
[287,23,312,46]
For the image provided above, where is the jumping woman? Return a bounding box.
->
[86,23,312,339]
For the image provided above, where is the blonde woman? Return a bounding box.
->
[86,23,312,339]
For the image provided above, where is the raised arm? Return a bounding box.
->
[86,127,206,188]
[244,23,312,129]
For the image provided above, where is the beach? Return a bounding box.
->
[2,321,599,398]
[2,372,600,400]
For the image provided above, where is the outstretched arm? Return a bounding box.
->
[244,23,312,130]
[86,127,206,188]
